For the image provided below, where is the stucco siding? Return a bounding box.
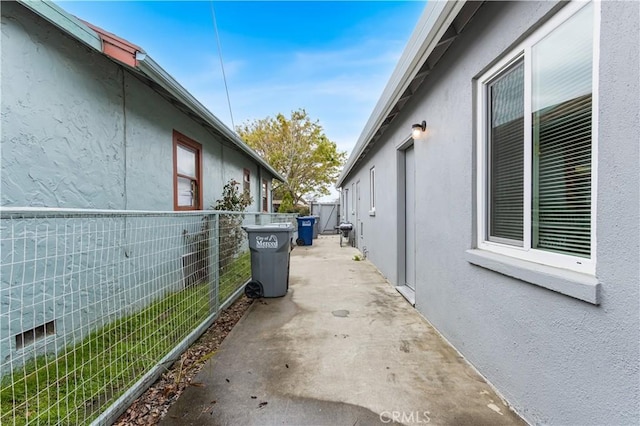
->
[341,1,639,424]
[123,73,225,211]
[1,1,126,209]
[1,2,275,212]
[123,74,269,212]
[355,138,399,282]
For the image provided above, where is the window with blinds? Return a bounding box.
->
[488,60,524,245]
[479,1,594,270]
[532,4,593,258]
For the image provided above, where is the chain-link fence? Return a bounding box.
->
[0,208,297,425]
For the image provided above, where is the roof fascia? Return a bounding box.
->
[83,21,143,68]
[17,0,102,51]
[135,54,286,182]
[336,0,467,187]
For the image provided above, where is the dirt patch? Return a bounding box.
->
[113,296,253,425]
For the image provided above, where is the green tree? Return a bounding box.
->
[236,109,346,205]
[278,192,294,213]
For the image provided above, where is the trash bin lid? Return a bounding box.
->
[296,216,315,222]
[242,223,293,232]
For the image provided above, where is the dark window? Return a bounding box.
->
[243,169,251,195]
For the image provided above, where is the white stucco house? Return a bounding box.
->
[1,0,283,212]
[337,1,639,425]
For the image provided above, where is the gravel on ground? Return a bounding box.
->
[113,296,253,425]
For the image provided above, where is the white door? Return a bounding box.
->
[405,146,416,290]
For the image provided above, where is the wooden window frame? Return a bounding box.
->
[243,168,251,195]
[173,130,203,211]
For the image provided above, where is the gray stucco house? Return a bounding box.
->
[337,1,639,425]
[1,0,283,212]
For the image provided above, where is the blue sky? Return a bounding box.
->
[57,1,425,158]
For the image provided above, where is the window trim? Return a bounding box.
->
[351,182,355,216]
[475,1,598,276]
[343,188,349,220]
[369,166,376,215]
[173,130,203,211]
[465,249,600,304]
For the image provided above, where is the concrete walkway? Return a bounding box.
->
[162,235,525,426]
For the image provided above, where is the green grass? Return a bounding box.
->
[0,252,251,426]
[219,251,251,302]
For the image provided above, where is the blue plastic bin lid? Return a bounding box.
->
[296,217,315,226]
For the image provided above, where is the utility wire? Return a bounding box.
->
[209,1,235,130]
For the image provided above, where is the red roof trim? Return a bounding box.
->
[82,20,142,68]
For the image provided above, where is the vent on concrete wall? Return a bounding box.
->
[182,251,207,287]
[16,320,56,349]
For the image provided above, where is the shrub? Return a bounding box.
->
[213,180,253,272]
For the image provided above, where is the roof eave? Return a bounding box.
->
[135,54,286,182]
[17,0,102,51]
[336,0,467,188]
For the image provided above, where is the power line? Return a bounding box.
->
[209,1,235,130]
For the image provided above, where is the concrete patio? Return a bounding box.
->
[162,235,526,426]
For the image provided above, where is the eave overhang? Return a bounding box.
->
[337,1,484,187]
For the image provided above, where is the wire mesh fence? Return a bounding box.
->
[0,208,297,425]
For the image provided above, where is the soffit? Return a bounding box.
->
[337,1,484,186]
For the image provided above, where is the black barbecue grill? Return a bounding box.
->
[338,222,353,247]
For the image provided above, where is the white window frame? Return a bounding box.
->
[369,166,376,215]
[475,1,598,275]
[343,188,349,220]
[261,179,269,212]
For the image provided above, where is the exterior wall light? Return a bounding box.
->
[411,120,427,139]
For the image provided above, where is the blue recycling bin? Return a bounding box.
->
[296,216,315,246]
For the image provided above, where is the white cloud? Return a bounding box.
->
[161,25,420,201]
[172,34,408,157]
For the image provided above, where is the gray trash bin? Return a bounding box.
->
[242,223,293,298]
